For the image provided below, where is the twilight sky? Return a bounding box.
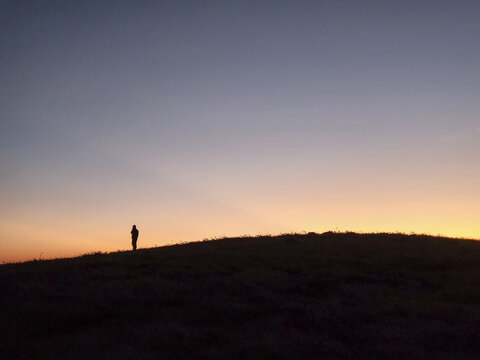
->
[1,0,479,262]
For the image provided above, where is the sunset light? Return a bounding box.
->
[1,1,479,262]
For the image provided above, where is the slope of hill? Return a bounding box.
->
[1,232,480,359]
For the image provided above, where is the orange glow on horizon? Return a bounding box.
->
[2,197,479,263]
[2,160,480,263]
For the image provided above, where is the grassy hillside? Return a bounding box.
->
[1,232,480,359]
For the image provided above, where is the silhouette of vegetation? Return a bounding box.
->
[1,232,480,359]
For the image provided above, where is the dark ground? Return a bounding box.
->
[1,232,480,359]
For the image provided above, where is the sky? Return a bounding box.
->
[1,0,479,262]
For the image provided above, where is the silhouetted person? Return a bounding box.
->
[131,225,139,251]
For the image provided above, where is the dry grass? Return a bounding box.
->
[1,232,480,359]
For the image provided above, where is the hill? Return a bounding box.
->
[1,232,480,359]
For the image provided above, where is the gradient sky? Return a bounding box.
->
[1,0,479,262]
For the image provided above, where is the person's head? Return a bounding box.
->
[132,225,136,229]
